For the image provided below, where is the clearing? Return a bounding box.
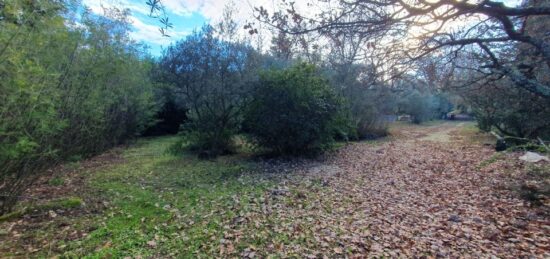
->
[1,122,548,258]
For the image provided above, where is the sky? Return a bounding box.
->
[81,0,272,55]
[82,0,523,56]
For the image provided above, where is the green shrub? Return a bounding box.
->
[0,1,156,214]
[397,90,450,124]
[159,25,260,157]
[398,90,433,123]
[466,81,550,139]
[323,63,396,140]
[244,63,343,155]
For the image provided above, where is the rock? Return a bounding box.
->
[472,217,483,224]
[483,227,500,241]
[519,152,549,163]
[512,219,528,229]
[48,210,57,218]
[147,240,157,247]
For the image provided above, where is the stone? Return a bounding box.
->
[519,152,549,163]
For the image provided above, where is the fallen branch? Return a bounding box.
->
[491,131,504,140]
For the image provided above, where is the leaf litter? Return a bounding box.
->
[219,123,549,257]
[1,122,548,257]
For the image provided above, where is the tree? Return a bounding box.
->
[254,0,550,98]
[244,63,344,154]
[0,1,156,214]
[270,31,295,61]
[159,25,260,155]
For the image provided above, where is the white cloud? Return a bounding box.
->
[81,0,190,46]
[160,0,277,21]
[160,0,198,16]
[128,16,190,45]
[79,0,307,49]
[82,0,151,16]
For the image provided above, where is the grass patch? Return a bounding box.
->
[47,136,275,258]
[40,197,83,210]
[4,135,354,257]
[48,176,65,186]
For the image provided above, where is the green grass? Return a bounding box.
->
[48,176,65,186]
[54,136,274,258]
[0,209,26,223]
[3,135,387,257]
[41,197,83,210]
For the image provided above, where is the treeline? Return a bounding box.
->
[0,0,453,214]
[0,1,156,213]
[157,23,454,158]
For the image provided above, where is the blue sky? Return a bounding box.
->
[129,10,205,55]
[81,0,260,55]
[81,0,522,56]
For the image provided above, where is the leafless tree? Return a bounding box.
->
[253,0,550,97]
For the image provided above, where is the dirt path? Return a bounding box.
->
[235,122,549,257]
[329,123,548,256]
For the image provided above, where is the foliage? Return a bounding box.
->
[398,90,452,124]
[159,25,260,156]
[245,63,343,155]
[343,87,394,139]
[322,63,393,140]
[0,1,156,214]
[462,79,550,139]
[143,81,188,136]
[451,0,550,140]
[256,0,550,98]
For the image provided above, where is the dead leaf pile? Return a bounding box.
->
[218,123,549,257]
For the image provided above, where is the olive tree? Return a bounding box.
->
[159,25,260,155]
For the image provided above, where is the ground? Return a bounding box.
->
[0,122,548,258]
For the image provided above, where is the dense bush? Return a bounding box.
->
[0,2,156,214]
[244,63,344,155]
[398,90,452,124]
[323,62,404,140]
[343,88,395,139]
[143,83,187,136]
[159,25,260,156]
[464,81,550,139]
